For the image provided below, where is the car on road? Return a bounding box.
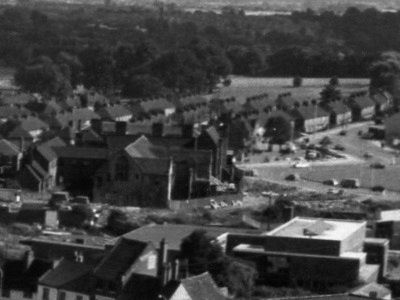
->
[334,144,345,151]
[292,161,310,168]
[327,188,344,196]
[285,174,300,181]
[363,152,373,159]
[339,130,347,136]
[209,199,220,209]
[340,178,360,188]
[370,162,386,169]
[371,185,385,193]
[48,191,71,208]
[323,179,339,186]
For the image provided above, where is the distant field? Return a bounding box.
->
[214,76,370,104]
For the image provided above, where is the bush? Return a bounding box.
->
[293,76,303,87]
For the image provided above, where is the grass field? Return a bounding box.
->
[214,76,370,104]
[255,163,400,192]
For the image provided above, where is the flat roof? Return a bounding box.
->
[267,217,365,241]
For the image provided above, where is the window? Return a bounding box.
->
[42,288,49,300]
[115,156,129,181]
[58,291,66,300]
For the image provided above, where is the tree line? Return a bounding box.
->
[1,4,400,98]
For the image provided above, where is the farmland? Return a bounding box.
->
[214,76,370,104]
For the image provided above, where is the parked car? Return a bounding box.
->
[340,178,360,188]
[48,191,70,208]
[371,185,385,193]
[285,174,300,181]
[339,130,347,136]
[370,162,386,169]
[305,150,318,160]
[292,161,310,168]
[323,179,339,186]
[71,196,90,205]
[327,188,344,195]
[363,152,373,159]
[334,144,345,151]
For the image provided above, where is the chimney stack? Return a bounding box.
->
[172,259,180,281]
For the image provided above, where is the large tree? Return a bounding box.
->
[370,51,400,106]
[264,116,292,144]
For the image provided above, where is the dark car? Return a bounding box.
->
[285,174,300,181]
[48,191,70,208]
[371,186,385,193]
[370,162,385,169]
[334,144,345,151]
[339,130,347,136]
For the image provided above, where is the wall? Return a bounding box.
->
[59,290,89,300]
[341,224,366,254]
[0,290,36,300]
[37,285,57,300]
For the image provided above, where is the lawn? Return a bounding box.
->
[214,76,370,104]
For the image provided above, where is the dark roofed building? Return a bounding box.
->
[291,103,330,133]
[0,138,22,172]
[323,99,352,126]
[38,259,94,300]
[347,92,376,121]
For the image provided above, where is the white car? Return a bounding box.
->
[292,161,310,168]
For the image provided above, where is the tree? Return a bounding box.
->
[122,74,164,98]
[14,56,72,98]
[180,230,256,297]
[293,76,303,87]
[329,76,339,87]
[264,116,292,144]
[320,83,341,103]
[370,52,400,106]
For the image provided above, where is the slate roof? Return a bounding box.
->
[97,105,132,120]
[177,272,226,300]
[78,128,104,145]
[93,238,150,281]
[19,116,49,132]
[125,135,165,159]
[53,146,108,160]
[292,105,330,120]
[123,224,258,251]
[0,139,21,156]
[349,94,375,109]
[205,126,220,145]
[39,259,93,293]
[53,108,100,128]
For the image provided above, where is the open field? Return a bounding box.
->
[214,76,370,104]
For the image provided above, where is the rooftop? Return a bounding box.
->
[267,217,366,241]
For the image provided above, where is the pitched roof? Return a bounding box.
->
[19,116,49,132]
[53,146,108,160]
[31,160,49,178]
[205,126,220,145]
[97,105,132,120]
[0,139,21,156]
[0,106,29,119]
[178,95,208,108]
[140,98,175,113]
[350,283,391,299]
[54,108,100,128]
[124,135,166,159]
[93,238,150,281]
[180,272,226,300]
[78,128,104,144]
[324,100,351,115]
[39,259,93,292]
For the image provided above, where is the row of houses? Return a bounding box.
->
[213,90,392,135]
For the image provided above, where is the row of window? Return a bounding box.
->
[43,288,83,300]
